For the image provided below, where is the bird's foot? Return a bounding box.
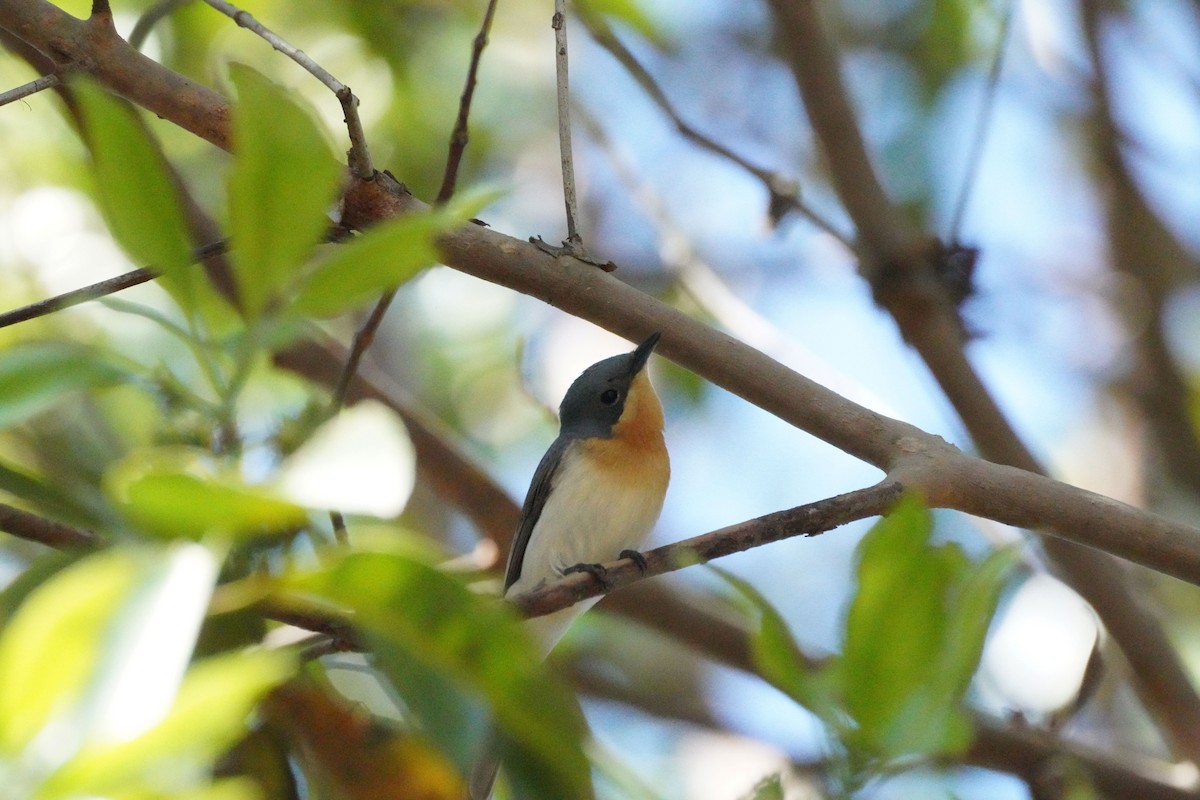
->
[619,549,648,574]
[563,561,611,590]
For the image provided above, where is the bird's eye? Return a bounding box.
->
[600,389,620,405]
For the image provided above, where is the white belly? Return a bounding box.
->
[506,445,666,650]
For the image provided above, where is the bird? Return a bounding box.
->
[505,330,670,649]
[469,331,670,799]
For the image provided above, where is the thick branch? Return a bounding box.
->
[764,0,1200,762]
[0,0,231,150]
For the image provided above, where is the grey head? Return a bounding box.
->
[558,332,661,440]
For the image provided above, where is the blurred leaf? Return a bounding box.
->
[839,496,1015,761]
[73,79,196,306]
[275,400,415,517]
[0,548,144,755]
[292,185,498,319]
[743,773,785,800]
[106,448,307,540]
[43,649,295,798]
[280,550,590,799]
[0,342,127,431]
[0,552,79,628]
[222,727,299,800]
[169,776,266,800]
[227,64,344,317]
[0,460,98,525]
[576,0,666,47]
[710,566,835,718]
[266,682,462,800]
[911,0,974,99]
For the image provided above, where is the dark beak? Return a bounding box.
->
[629,332,661,375]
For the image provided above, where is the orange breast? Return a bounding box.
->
[579,371,669,490]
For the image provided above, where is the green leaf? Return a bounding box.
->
[227,64,344,317]
[0,549,146,754]
[709,566,834,719]
[743,773,785,800]
[0,459,99,527]
[292,212,447,319]
[291,186,500,319]
[838,496,1015,761]
[106,448,308,540]
[281,550,590,799]
[43,649,295,798]
[73,79,196,307]
[576,0,666,47]
[0,341,127,431]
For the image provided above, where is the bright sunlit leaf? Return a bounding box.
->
[0,549,141,756]
[42,649,295,798]
[227,63,344,317]
[74,78,196,307]
[276,400,415,517]
[0,342,126,431]
[81,544,219,745]
[281,550,590,800]
[106,448,308,540]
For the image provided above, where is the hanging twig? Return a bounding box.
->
[322,0,503,543]
[129,0,193,50]
[947,1,1015,242]
[437,0,500,204]
[580,16,850,244]
[201,0,372,178]
[552,0,581,250]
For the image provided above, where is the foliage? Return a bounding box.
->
[718,497,1017,796]
[1,0,1181,798]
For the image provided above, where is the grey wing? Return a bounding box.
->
[504,436,571,592]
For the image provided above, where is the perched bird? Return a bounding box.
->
[505,331,670,649]
[470,332,670,799]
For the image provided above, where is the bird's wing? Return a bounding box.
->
[504,436,571,592]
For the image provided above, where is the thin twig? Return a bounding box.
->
[201,0,372,177]
[323,285,398,545]
[129,0,192,50]
[514,480,904,617]
[0,503,102,550]
[551,1,583,252]
[436,0,499,204]
[947,1,1014,242]
[580,16,850,245]
[0,240,229,330]
[0,73,60,108]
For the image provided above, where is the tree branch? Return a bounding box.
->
[201,0,371,178]
[7,0,1200,761]
[763,0,1200,761]
[513,481,904,617]
[0,502,102,550]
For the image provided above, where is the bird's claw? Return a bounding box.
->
[563,561,611,590]
[619,549,648,574]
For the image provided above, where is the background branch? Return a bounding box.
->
[764,0,1200,761]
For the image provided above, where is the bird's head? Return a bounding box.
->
[558,332,663,441]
